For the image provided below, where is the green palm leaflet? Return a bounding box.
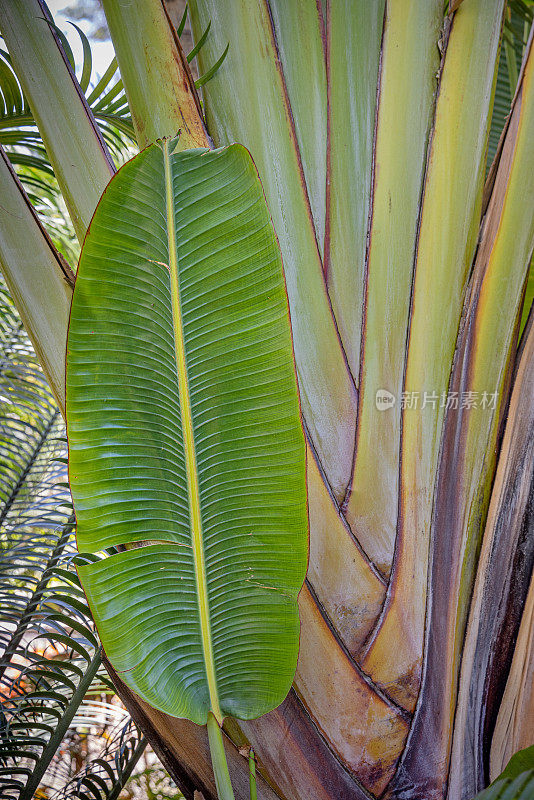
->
[66,140,308,726]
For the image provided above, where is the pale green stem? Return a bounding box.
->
[0,0,114,240]
[249,749,257,800]
[207,712,235,800]
[20,647,102,800]
[101,0,208,149]
[0,147,73,412]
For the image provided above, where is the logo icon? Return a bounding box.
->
[375,389,395,411]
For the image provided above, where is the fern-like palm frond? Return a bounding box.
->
[0,21,135,174]
[48,718,147,800]
[0,15,132,265]
[0,283,94,796]
[171,4,228,87]
[0,294,62,533]
[0,2,228,218]
[486,2,533,331]
[488,2,533,168]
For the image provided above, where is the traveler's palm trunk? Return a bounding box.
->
[0,1,533,799]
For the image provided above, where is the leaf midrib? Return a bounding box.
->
[163,140,222,724]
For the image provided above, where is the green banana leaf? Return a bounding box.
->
[473,747,534,799]
[66,140,308,727]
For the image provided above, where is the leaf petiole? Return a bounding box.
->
[207,712,235,800]
[249,748,257,800]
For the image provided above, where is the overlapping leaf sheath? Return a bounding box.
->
[491,568,534,785]
[449,308,534,797]
[362,0,506,717]
[101,0,208,148]
[187,1,532,797]
[189,0,357,502]
[445,37,534,799]
[325,0,385,381]
[343,0,442,575]
[488,315,534,787]
[67,142,308,726]
[0,149,73,408]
